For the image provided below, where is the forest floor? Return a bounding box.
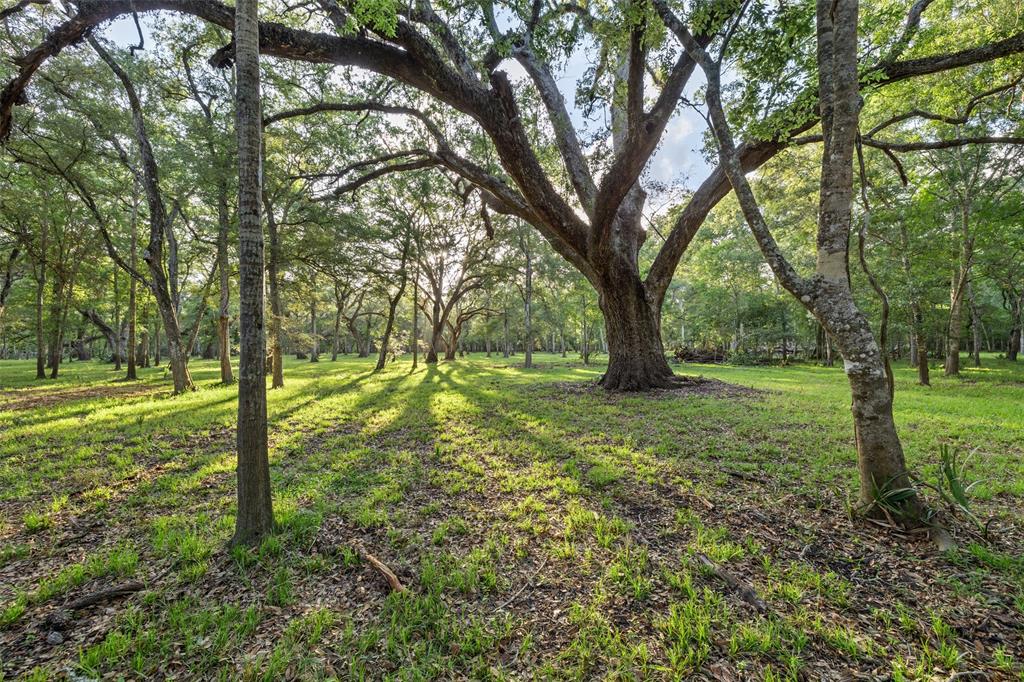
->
[0,353,1022,681]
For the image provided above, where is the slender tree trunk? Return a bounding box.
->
[683,0,920,518]
[1008,293,1022,361]
[154,316,161,366]
[502,307,510,359]
[945,270,963,376]
[140,328,149,368]
[126,199,138,381]
[217,185,234,383]
[34,260,46,379]
[411,268,419,370]
[264,195,284,389]
[309,297,318,362]
[523,241,533,369]
[967,281,981,368]
[332,302,341,361]
[232,0,274,547]
[112,269,122,370]
[427,293,442,364]
[376,259,408,372]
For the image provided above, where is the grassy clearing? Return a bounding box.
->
[0,353,1021,680]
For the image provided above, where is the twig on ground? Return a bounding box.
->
[497,556,548,611]
[65,581,145,611]
[723,469,768,484]
[353,544,407,593]
[692,552,768,614]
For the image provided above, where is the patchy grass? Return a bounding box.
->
[0,352,1021,679]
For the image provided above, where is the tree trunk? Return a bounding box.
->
[113,269,122,371]
[139,329,149,368]
[154,316,161,366]
[309,297,319,362]
[595,273,674,390]
[945,271,962,376]
[917,346,930,386]
[34,260,46,379]
[332,302,341,361]
[1009,293,1022,361]
[502,308,509,359]
[523,241,533,369]
[411,268,419,370]
[264,194,284,389]
[232,0,274,547]
[427,293,442,364]
[967,281,981,368]
[126,202,138,381]
[217,183,234,384]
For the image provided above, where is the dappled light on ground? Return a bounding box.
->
[0,354,1022,679]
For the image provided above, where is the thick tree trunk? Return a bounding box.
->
[596,273,675,391]
[232,0,274,547]
[217,185,234,383]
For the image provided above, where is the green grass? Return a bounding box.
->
[0,352,1021,679]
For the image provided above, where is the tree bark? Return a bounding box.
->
[263,192,284,389]
[967,281,981,367]
[217,183,234,383]
[1009,293,1022,361]
[232,0,274,547]
[595,269,675,390]
[112,268,122,370]
[34,249,45,379]
[126,195,138,381]
[309,295,318,362]
[411,265,419,370]
[522,234,533,369]
[664,0,921,517]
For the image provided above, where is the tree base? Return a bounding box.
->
[598,357,678,392]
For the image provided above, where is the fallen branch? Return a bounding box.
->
[65,581,145,611]
[692,552,768,614]
[723,469,768,485]
[353,544,407,593]
[497,556,548,610]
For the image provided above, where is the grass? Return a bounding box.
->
[0,352,1021,679]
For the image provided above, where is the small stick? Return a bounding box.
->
[65,581,145,611]
[497,556,548,611]
[354,544,406,593]
[692,552,768,614]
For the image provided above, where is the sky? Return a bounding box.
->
[102,13,713,196]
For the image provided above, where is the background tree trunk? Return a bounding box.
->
[126,196,138,381]
[264,195,284,389]
[217,186,234,383]
[309,297,318,362]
